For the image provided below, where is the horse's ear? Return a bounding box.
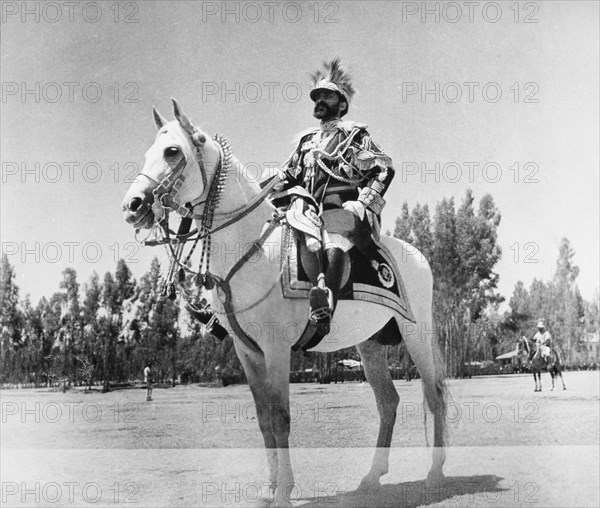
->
[171,97,195,135]
[152,107,168,130]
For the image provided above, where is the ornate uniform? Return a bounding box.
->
[534,329,552,357]
[534,321,552,360]
[277,119,395,253]
[271,58,395,333]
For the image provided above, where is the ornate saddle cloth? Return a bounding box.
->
[280,226,415,323]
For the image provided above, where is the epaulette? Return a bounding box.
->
[339,120,368,133]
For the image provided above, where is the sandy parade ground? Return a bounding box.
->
[2,371,598,507]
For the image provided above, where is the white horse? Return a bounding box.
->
[122,99,447,506]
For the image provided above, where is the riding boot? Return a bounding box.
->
[309,247,345,336]
[324,247,345,313]
[309,247,331,332]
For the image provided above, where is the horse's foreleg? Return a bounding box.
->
[237,349,279,496]
[264,349,294,507]
[356,339,399,492]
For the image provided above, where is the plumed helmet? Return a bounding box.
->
[309,58,356,116]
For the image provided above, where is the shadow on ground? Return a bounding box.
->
[296,475,504,508]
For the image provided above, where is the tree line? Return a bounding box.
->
[1,190,598,388]
[392,190,598,376]
[0,256,244,390]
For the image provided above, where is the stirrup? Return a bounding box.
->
[309,286,332,325]
[310,306,332,322]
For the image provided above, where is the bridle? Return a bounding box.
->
[136,130,215,231]
[132,128,284,354]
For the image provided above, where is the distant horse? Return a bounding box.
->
[518,335,566,391]
[122,99,448,506]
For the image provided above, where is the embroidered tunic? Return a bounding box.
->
[534,330,552,347]
[282,119,395,216]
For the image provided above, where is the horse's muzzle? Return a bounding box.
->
[122,194,154,229]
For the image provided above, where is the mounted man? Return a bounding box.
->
[533,320,552,362]
[122,91,448,498]
[270,58,395,335]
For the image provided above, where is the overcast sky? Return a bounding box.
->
[1,1,598,307]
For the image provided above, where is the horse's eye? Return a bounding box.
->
[165,146,179,157]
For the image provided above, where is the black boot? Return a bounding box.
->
[325,247,345,312]
[308,247,345,335]
[309,284,332,334]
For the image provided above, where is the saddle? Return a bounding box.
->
[280,225,415,351]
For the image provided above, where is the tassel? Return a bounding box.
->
[203,271,217,290]
[194,272,204,288]
[166,282,176,300]
[178,268,186,283]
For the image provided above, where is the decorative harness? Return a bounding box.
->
[136,132,283,355]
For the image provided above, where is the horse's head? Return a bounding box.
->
[516,338,524,354]
[517,335,534,358]
[122,98,221,230]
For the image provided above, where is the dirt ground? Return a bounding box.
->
[2,371,598,507]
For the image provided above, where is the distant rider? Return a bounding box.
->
[533,321,552,362]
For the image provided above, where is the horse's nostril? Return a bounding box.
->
[129,197,143,212]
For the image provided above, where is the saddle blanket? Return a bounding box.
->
[280,227,415,324]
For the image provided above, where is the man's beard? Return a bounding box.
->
[313,101,340,120]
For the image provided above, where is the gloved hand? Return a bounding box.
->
[342,200,366,220]
[272,179,287,192]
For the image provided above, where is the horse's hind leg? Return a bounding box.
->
[559,371,567,390]
[401,324,446,485]
[420,362,446,486]
[356,338,399,492]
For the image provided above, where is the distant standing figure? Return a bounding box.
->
[144,362,153,401]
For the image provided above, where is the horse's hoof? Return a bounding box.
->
[426,469,445,488]
[271,485,294,508]
[563,387,567,390]
[271,499,293,508]
[357,476,381,494]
